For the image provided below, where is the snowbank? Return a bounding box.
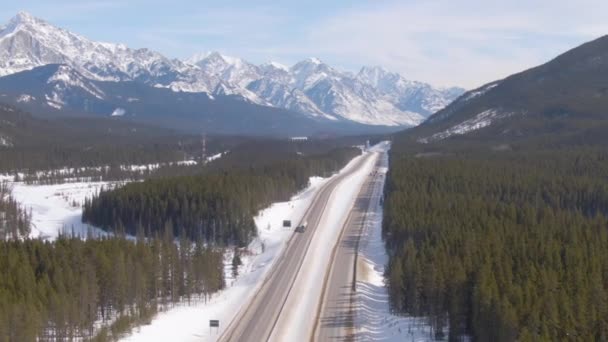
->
[354,144,446,341]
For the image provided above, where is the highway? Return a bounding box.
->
[219,151,377,342]
[314,157,383,341]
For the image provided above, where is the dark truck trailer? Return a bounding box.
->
[295,221,308,233]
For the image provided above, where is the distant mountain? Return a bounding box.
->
[0,64,398,136]
[0,12,464,129]
[186,54,464,126]
[411,35,608,144]
[0,101,181,149]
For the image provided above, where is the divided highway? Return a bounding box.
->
[314,157,384,341]
[219,151,378,342]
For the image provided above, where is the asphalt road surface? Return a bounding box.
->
[314,157,383,341]
[219,151,376,342]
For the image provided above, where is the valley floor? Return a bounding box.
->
[2,145,441,341]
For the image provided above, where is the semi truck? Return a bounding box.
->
[295,221,308,233]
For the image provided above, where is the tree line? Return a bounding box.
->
[0,231,224,341]
[82,147,360,246]
[0,182,30,239]
[383,146,608,341]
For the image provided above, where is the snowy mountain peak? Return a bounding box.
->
[2,11,47,37]
[184,51,211,65]
[217,53,243,67]
[292,57,329,71]
[193,52,249,77]
[306,57,322,64]
[205,51,228,61]
[262,61,289,72]
[0,12,465,127]
[357,66,396,88]
[0,11,194,85]
[13,11,36,22]
[290,57,340,90]
[191,51,260,89]
[197,52,243,67]
[6,11,39,28]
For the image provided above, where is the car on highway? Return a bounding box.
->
[295,221,308,233]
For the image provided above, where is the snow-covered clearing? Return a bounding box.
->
[354,145,447,341]
[270,145,383,341]
[205,151,227,163]
[16,94,36,103]
[0,135,11,147]
[111,107,126,116]
[0,160,202,181]
[121,174,335,342]
[9,181,114,239]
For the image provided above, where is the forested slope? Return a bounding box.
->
[0,103,206,172]
[383,142,608,341]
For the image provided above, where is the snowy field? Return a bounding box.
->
[354,144,447,341]
[9,181,114,239]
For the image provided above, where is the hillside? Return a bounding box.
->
[382,35,608,341]
[409,35,608,146]
[0,103,209,171]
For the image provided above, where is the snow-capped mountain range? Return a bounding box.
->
[0,12,464,127]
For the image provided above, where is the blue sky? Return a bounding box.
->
[2,0,608,88]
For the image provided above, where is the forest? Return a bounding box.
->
[0,104,243,175]
[383,143,608,341]
[0,182,31,240]
[0,233,224,342]
[82,146,361,246]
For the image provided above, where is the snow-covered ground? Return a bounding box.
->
[205,151,227,163]
[271,145,382,341]
[0,159,202,182]
[121,175,333,342]
[10,181,114,239]
[354,144,447,341]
